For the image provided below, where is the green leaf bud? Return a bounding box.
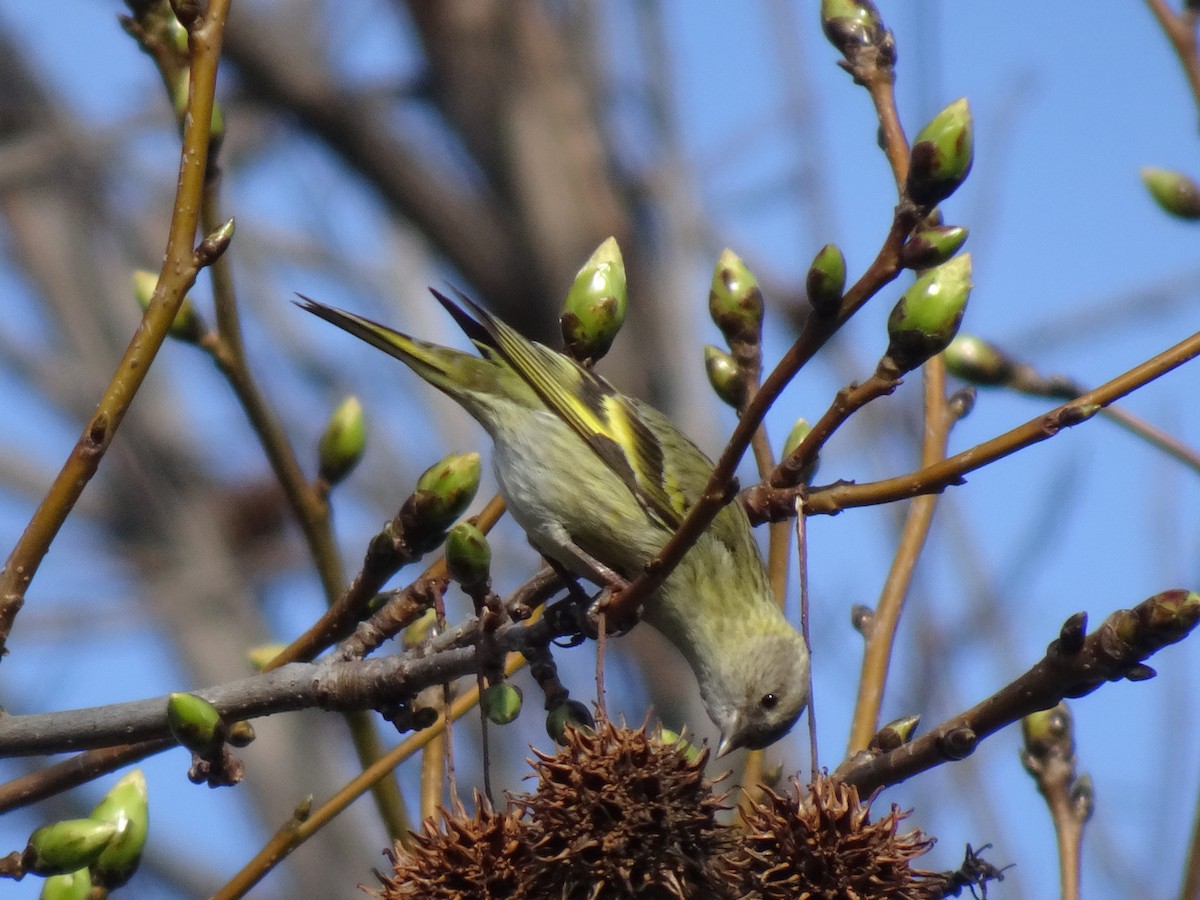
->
[703,344,747,409]
[868,714,921,753]
[805,243,846,314]
[165,7,189,53]
[1137,589,1200,642]
[901,225,969,269]
[655,727,702,764]
[88,770,148,889]
[942,334,1016,386]
[781,417,813,460]
[482,683,523,725]
[227,720,256,747]
[317,395,366,486]
[709,248,764,347]
[1140,167,1200,219]
[820,0,892,66]
[403,608,440,649]
[408,451,482,533]
[132,269,205,343]
[445,522,492,588]
[38,869,92,900]
[560,236,627,362]
[24,819,118,876]
[166,691,226,755]
[545,700,594,745]
[906,98,974,207]
[781,417,819,485]
[885,253,973,373]
[1021,702,1073,760]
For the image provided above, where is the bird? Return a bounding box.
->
[298,289,810,756]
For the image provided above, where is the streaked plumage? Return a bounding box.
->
[299,290,810,754]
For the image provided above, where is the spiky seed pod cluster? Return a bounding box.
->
[723,774,940,900]
[519,719,734,899]
[370,794,529,899]
[371,725,950,899]
[373,721,732,899]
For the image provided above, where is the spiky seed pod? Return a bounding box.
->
[519,719,734,899]
[370,794,531,899]
[722,774,940,900]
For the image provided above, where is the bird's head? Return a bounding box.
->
[705,630,810,759]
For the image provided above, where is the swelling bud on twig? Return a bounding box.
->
[1139,166,1200,219]
[561,236,627,362]
[132,269,205,343]
[88,770,149,889]
[806,243,846,315]
[482,683,523,725]
[906,98,974,207]
[703,344,748,408]
[38,869,92,900]
[445,522,492,588]
[227,720,256,747]
[709,249,764,348]
[24,819,118,876]
[781,418,813,460]
[942,334,1017,386]
[546,700,594,745]
[901,225,969,269]
[885,253,973,373]
[317,395,366,486]
[820,0,894,76]
[1021,702,1074,760]
[407,451,482,534]
[780,417,819,485]
[167,692,226,755]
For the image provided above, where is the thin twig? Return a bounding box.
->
[0,0,232,652]
[847,358,953,752]
[1144,0,1200,126]
[835,589,1199,794]
[805,329,1200,515]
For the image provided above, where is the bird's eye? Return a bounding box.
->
[760,693,779,711]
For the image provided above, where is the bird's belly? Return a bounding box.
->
[488,411,663,578]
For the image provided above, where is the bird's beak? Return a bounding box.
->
[716,717,743,759]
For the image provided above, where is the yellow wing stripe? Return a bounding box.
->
[456,294,683,530]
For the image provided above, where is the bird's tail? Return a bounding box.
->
[296,295,509,407]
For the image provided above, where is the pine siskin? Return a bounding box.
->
[299,290,810,755]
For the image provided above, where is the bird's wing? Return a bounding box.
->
[431,288,689,531]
